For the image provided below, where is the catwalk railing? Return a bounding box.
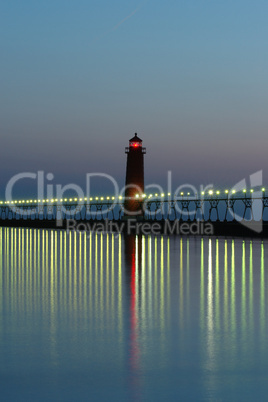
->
[1,194,268,222]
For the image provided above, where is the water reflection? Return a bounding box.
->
[0,228,268,400]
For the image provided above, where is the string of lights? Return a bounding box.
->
[0,188,266,205]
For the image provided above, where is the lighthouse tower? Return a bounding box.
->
[124,133,146,217]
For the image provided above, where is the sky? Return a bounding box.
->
[1,0,268,197]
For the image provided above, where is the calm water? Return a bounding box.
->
[1,228,268,401]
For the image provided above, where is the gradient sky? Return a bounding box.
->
[1,0,268,197]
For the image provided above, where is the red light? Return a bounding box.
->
[130,141,140,148]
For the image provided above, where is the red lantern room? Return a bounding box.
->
[125,133,145,152]
[129,133,142,148]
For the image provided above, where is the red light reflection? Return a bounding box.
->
[130,252,139,369]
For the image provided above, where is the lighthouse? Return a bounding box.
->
[124,133,146,217]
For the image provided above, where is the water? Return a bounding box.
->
[0,227,268,401]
